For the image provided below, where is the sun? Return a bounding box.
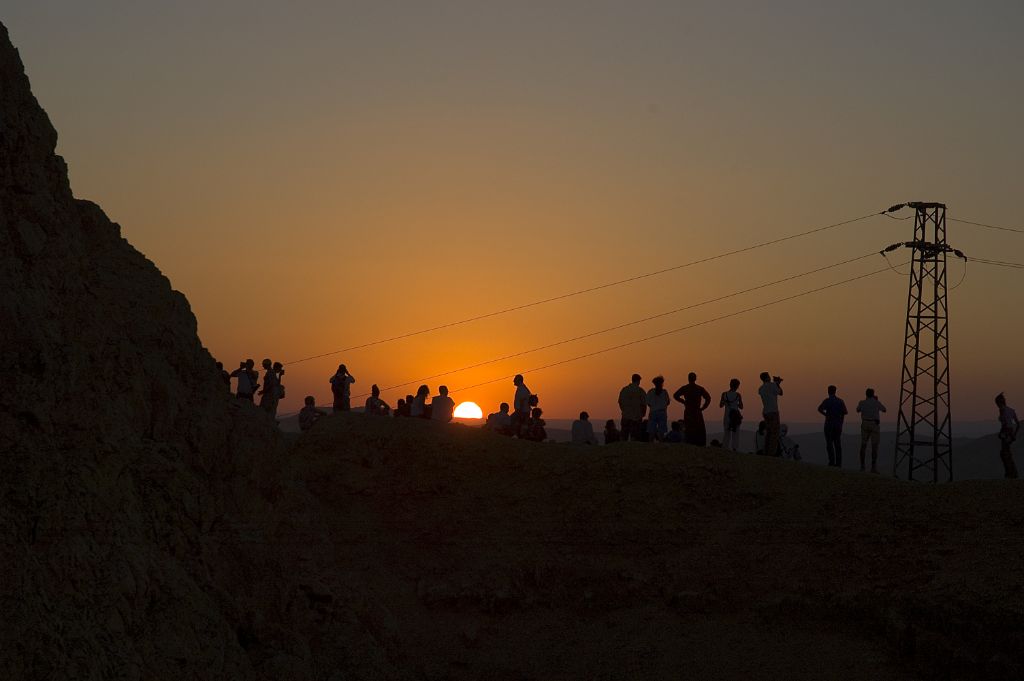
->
[453,401,483,419]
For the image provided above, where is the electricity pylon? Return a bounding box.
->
[881,202,963,482]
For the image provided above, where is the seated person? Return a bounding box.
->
[485,403,513,435]
[604,419,620,445]
[431,385,456,423]
[571,411,598,445]
[523,407,547,442]
[665,420,685,443]
[298,396,328,432]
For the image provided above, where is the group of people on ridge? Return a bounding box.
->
[220,359,1021,478]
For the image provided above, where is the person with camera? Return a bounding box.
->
[758,372,784,457]
[230,358,258,401]
[330,364,356,412]
[855,388,886,473]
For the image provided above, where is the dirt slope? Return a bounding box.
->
[289,414,1024,680]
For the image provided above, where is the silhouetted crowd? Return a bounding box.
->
[218,360,1021,479]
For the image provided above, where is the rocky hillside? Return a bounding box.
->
[2,19,1023,681]
[0,20,370,680]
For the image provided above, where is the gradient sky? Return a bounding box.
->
[6,1,1024,422]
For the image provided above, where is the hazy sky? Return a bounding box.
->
[6,1,1024,422]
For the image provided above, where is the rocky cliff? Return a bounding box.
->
[0,21,390,680]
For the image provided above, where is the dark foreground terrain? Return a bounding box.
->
[281,414,1024,680]
[2,17,1022,681]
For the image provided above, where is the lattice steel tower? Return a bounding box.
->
[883,202,961,482]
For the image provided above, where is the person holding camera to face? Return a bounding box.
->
[758,372,784,457]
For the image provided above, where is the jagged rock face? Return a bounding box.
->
[0,21,364,681]
[0,22,223,448]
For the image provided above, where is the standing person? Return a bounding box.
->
[571,411,598,445]
[996,393,1020,479]
[298,396,328,432]
[411,385,430,418]
[604,420,620,444]
[817,385,848,468]
[258,358,280,417]
[719,379,744,452]
[673,373,712,446]
[617,373,647,442]
[856,388,886,473]
[274,362,286,401]
[758,372,784,457]
[646,376,671,441]
[431,386,456,423]
[330,364,356,412]
[512,374,532,437]
[230,359,257,401]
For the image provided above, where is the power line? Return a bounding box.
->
[445,265,894,396]
[284,209,887,365]
[969,256,1024,270]
[361,251,880,397]
[950,217,1024,235]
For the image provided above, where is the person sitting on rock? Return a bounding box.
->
[258,358,280,417]
[365,384,391,416]
[604,419,621,445]
[779,424,802,461]
[411,385,430,418]
[431,385,456,423]
[571,411,597,445]
[485,403,513,435]
[665,420,685,443]
[299,396,328,432]
[524,407,547,442]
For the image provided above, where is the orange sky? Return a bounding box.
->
[7,2,1023,421]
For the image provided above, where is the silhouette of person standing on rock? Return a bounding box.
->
[758,372,783,457]
[817,385,848,468]
[330,364,355,412]
[996,393,1020,479]
[856,388,886,473]
[512,374,532,437]
[258,358,280,417]
[646,376,670,441]
[673,373,711,447]
[719,378,743,452]
[617,373,647,442]
[230,359,258,401]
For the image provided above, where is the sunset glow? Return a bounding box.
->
[453,402,483,420]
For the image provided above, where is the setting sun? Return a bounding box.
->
[453,401,483,419]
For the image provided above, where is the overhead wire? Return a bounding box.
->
[284,209,889,365]
[358,251,881,397]
[950,217,1024,235]
[443,265,897,396]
